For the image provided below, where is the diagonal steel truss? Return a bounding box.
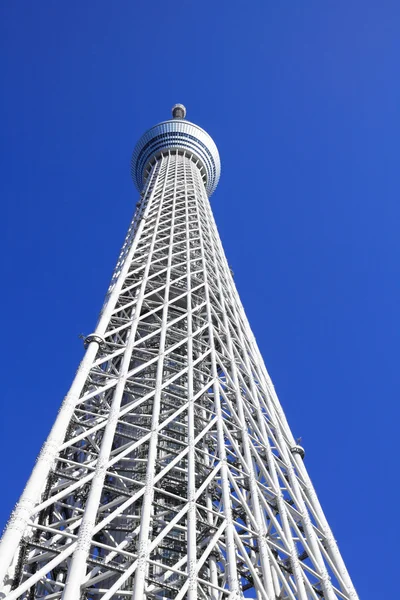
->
[0,129,358,599]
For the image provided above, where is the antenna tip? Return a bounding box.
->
[172,104,186,119]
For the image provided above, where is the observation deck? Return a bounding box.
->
[131,104,221,196]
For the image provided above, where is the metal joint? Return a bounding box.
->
[83,334,106,349]
[290,445,305,460]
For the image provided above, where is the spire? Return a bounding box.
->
[171,103,186,119]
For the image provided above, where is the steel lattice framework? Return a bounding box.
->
[0,105,358,600]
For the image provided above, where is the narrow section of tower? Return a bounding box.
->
[0,106,358,600]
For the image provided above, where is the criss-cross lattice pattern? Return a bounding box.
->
[0,151,358,600]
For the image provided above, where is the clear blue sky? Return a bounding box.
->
[1,2,398,597]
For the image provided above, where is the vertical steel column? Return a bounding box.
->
[185,154,198,600]
[194,162,220,600]
[131,153,176,600]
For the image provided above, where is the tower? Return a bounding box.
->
[0,105,358,600]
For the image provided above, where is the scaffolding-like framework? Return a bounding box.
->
[0,106,358,600]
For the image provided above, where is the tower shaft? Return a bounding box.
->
[0,111,358,600]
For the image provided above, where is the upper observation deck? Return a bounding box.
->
[131,104,221,196]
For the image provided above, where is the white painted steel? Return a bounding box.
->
[0,110,358,600]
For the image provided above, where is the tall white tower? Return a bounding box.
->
[0,105,358,600]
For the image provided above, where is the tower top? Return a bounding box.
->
[131,105,220,196]
[171,103,186,119]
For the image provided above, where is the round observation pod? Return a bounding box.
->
[131,105,221,196]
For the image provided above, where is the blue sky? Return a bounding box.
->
[1,2,399,597]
